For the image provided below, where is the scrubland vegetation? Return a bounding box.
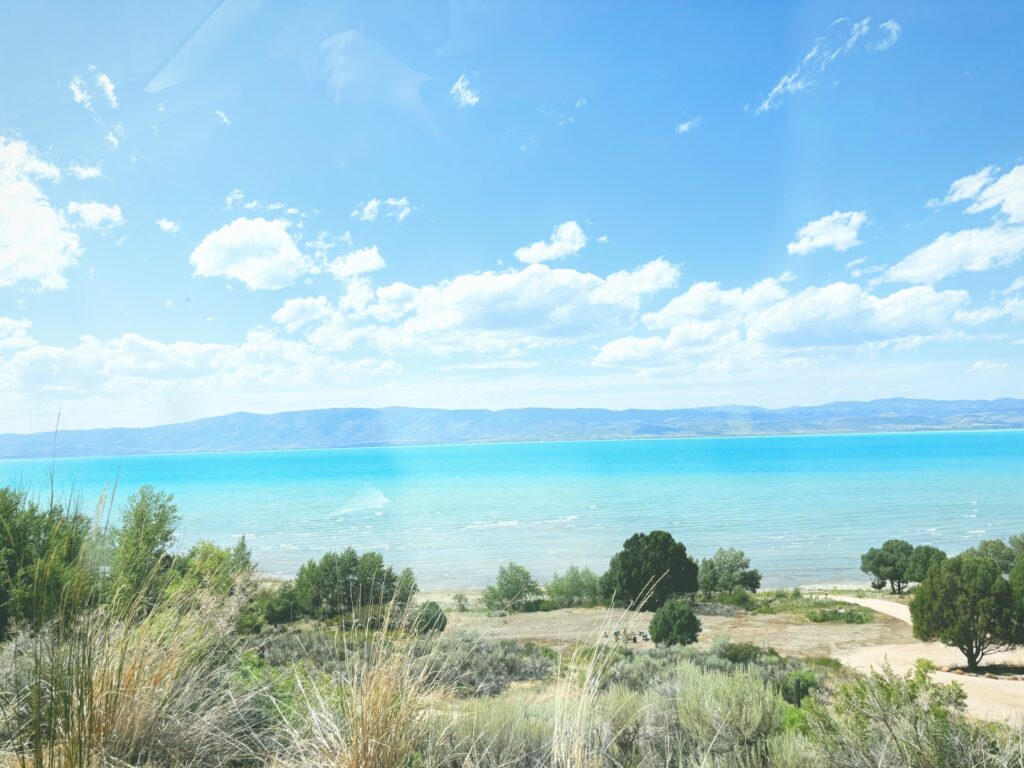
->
[2,484,1024,767]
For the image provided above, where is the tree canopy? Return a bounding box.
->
[482,562,543,612]
[910,552,1019,671]
[860,539,915,594]
[697,547,761,599]
[601,530,698,610]
[293,548,417,619]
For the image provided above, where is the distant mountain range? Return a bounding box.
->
[1,398,1023,459]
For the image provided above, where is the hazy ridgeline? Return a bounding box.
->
[2,484,1024,768]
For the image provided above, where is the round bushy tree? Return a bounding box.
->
[907,544,947,583]
[649,597,701,647]
[860,539,914,594]
[482,562,543,612]
[910,552,1018,671]
[412,601,447,634]
[601,530,698,610]
[698,547,762,599]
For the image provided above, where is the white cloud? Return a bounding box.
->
[225,189,245,208]
[215,110,230,125]
[272,296,333,332]
[450,74,479,107]
[964,164,1024,223]
[156,218,180,233]
[272,258,678,357]
[588,258,680,309]
[970,360,1008,374]
[595,277,969,367]
[676,117,701,134]
[67,201,123,229]
[0,317,35,350]
[68,163,102,180]
[757,17,874,113]
[514,221,587,264]
[190,217,309,290]
[69,76,92,109]
[351,196,412,222]
[325,245,386,281]
[353,199,380,221]
[787,210,867,255]
[104,123,123,151]
[0,136,81,290]
[95,72,117,107]
[885,225,1024,284]
[871,20,902,51]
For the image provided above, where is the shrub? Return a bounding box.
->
[718,642,780,665]
[806,660,1019,767]
[806,607,869,624]
[412,601,447,634]
[601,530,698,610]
[911,552,1018,670]
[860,538,914,594]
[451,592,469,612]
[649,597,701,647]
[716,585,758,609]
[698,547,762,599]
[0,488,93,637]
[481,562,543,613]
[545,565,602,608]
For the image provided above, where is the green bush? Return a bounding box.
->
[411,601,447,634]
[806,607,869,624]
[481,562,543,613]
[545,565,602,608]
[649,597,701,647]
[0,488,94,636]
[716,585,758,609]
[718,642,780,665]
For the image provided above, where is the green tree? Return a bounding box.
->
[1010,557,1024,637]
[293,548,414,619]
[0,488,93,636]
[546,565,602,608]
[860,539,914,594]
[697,547,762,599]
[907,544,947,583]
[107,486,180,612]
[601,530,698,610]
[411,601,447,634]
[170,537,256,596]
[648,597,702,647]
[481,562,543,612]
[966,535,1024,574]
[910,552,1018,671]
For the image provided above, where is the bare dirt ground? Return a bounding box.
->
[825,595,1024,721]
[444,605,914,658]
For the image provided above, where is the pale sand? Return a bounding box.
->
[824,595,1024,721]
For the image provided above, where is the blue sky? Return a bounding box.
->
[2,1,1023,432]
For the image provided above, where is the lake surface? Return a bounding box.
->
[1,431,1021,588]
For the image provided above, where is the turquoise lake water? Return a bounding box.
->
[1,430,1022,588]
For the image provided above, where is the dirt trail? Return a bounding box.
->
[825,594,1024,721]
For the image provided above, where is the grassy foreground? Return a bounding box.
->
[2,487,1024,767]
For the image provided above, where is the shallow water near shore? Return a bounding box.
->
[2,430,1022,589]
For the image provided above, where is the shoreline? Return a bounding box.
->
[3,424,1023,463]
